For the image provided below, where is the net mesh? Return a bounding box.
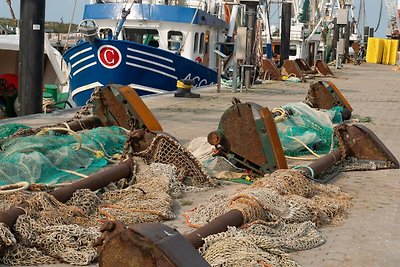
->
[131,133,215,187]
[275,103,343,156]
[0,125,127,185]
[200,220,325,267]
[0,153,213,265]
[186,169,351,266]
[0,124,31,139]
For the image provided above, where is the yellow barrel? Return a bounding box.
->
[366,38,384,64]
[388,40,399,65]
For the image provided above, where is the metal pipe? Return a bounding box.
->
[304,148,342,177]
[185,209,244,249]
[18,0,45,115]
[185,149,343,249]
[57,116,104,133]
[0,159,132,228]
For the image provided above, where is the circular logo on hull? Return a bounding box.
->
[98,45,122,69]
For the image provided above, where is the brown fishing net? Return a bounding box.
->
[0,192,100,265]
[187,169,352,267]
[98,160,177,224]
[200,220,325,267]
[131,133,215,187]
[0,155,213,265]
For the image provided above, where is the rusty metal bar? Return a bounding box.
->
[302,149,342,177]
[185,149,342,249]
[61,116,104,132]
[0,159,132,228]
[185,209,244,249]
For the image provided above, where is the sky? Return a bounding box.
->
[0,0,391,37]
[0,0,90,24]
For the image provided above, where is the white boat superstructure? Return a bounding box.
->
[0,34,69,93]
[262,0,361,64]
[86,0,229,70]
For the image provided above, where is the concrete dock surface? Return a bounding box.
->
[1,62,399,266]
[147,63,400,267]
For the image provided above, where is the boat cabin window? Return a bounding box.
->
[193,33,199,52]
[290,45,297,56]
[168,31,183,51]
[199,33,205,53]
[99,28,113,39]
[123,28,160,45]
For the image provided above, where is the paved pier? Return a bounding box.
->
[1,63,399,267]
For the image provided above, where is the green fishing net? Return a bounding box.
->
[0,124,31,139]
[276,102,343,157]
[0,125,127,185]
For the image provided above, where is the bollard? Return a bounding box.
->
[174,79,200,98]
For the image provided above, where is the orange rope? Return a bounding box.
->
[183,207,204,228]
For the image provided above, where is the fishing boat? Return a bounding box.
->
[0,34,69,116]
[64,0,229,106]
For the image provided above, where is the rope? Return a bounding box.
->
[272,107,286,123]
[286,136,321,158]
[36,127,83,150]
[0,181,30,195]
[35,125,118,165]
[178,0,203,54]
[292,165,315,180]
[65,0,78,51]
[374,0,383,32]
[60,169,89,178]
[285,155,318,161]
[42,98,55,114]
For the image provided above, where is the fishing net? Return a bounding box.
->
[186,169,351,266]
[0,124,31,139]
[275,102,343,156]
[0,155,214,265]
[186,169,351,227]
[98,160,178,224]
[0,125,127,185]
[200,220,325,267]
[131,133,215,187]
[186,137,242,177]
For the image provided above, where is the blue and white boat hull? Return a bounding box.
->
[64,38,218,106]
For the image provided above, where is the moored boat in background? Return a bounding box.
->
[64,0,229,106]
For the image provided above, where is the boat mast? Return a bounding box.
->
[385,0,400,38]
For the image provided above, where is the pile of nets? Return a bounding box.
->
[0,124,31,139]
[200,221,324,267]
[275,102,343,157]
[0,155,212,265]
[185,169,352,266]
[131,133,215,187]
[0,125,127,185]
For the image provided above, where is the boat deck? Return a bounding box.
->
[2,62,399,267]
